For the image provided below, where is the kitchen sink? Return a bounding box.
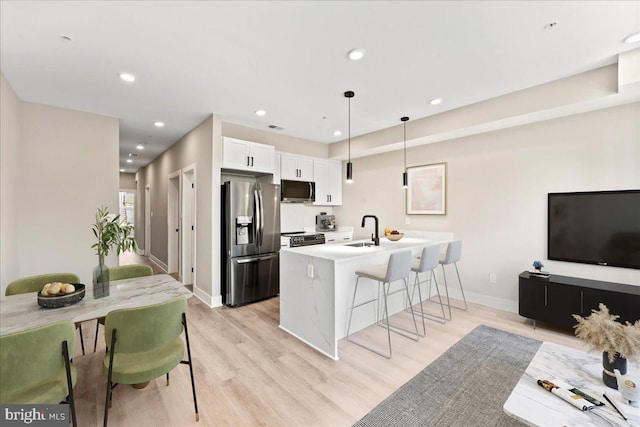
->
[345,242,375,247]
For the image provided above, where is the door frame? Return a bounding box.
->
[145,185,151,257]
[167,170,182,278]
[181,164,196,287]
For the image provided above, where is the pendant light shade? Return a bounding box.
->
[345,91,355,183]
[401,116,409,189]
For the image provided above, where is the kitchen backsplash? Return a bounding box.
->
[280,204,333,233]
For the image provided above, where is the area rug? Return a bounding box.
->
[353,325,541,427]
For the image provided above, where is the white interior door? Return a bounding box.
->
[145,185,151,256]
[168,172,181,276]
[181,166,196,286]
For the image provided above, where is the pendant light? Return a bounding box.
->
[345,91,354,183]
[401,116,409,188]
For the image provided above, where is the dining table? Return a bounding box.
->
[0,274,192,336]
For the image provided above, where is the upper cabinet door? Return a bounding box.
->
[313,159,342,206]
[222,137,274,174]
[222,137,251,170]
[249,142,274,174]
[281,154,314,181]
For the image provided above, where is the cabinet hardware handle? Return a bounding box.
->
[544,285,547,306]
[247,156,250,166]
[251,157,254,167]
[580,291,583,313]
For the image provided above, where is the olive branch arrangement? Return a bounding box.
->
[91,206,138,257]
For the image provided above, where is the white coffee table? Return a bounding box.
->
[504,341,640,427]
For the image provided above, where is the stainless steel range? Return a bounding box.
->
[281,232,326,248]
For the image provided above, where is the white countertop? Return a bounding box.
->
[280,236,446,262]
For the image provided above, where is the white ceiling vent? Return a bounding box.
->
[267,124,283,131]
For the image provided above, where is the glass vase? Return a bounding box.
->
[603,351,627,389]
[93,254,110,298]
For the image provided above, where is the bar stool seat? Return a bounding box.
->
[346,250,419,359]
[439,240,467,318]
[408,245,447,336]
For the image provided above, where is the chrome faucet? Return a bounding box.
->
[361,215,380,246]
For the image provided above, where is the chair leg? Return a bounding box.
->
[403,277,420,339]
[413,272,426,336]
[431,270,448,322]
[381,282,392,359]
[345,277,361,338]
[94,320,100,353]
[182,313,199,422]
[441,265,453,320]
[346,277,392,359]
[454,262,468,310]
[77,323,85,356]
[377,279,420,342]
[104,330,117,427]
[166,372,170,386]
[62,340,77,427]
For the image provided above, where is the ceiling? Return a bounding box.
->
[1,1,639,172]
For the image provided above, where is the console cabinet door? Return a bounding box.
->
[546,285,581,328]
[582,288,640,323]
[281,154,313,181]
[518,278,545,319]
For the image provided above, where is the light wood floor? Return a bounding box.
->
[72,285,584,426]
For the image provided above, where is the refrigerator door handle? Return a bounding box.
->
[236,254,278,264]
[254,189,261,247]
[258,188,265,247]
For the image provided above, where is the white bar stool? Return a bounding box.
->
[439,240,467,319]
[345,250,418,359]
[408,245,447,336]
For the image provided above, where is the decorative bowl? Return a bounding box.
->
[385,233,404,241]
[38,284,86,308]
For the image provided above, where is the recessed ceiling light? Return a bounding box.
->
[153,121,164,127]
[429,98,442,105]
[255,110,266,117]
[333,130,342,136]
[624,32,640,43]
[136,143,144,150]
[347,48,365,61]
[119,72,135,83]
[120,168,125,172]
[126,159,133,163]
[544,21,558,30]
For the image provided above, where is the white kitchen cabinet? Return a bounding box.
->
[281,154,314,181]
[323,231,352,244]
[313,159,342,206]
[272,153,281,184]
[222,137,274,174]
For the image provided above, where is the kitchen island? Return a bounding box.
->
[279,232,452,359]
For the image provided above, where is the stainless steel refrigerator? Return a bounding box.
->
[221,181,280,306]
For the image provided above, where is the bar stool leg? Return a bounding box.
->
[454,262,468,310]
[431,270,448,322]
[441,265,453,320]
[402,277,420,339]
[345,277,361,338]
[413,272,426,336]
[381,282,392,359]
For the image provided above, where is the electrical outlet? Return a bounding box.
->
[489,273,497,283]
[307,264,314,278]
[405,217,411,225]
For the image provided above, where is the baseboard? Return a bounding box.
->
[192,286,223,308]
[148,254,168,272]
[136,248,145,256]
[428,286,517,313]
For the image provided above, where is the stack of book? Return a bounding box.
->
[529,270,551,279]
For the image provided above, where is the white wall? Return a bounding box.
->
[17,102,119,286]
[0,73,21,293]
[335,103,640,312]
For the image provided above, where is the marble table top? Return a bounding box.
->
[504,341,640,427]
[0,274,192,336]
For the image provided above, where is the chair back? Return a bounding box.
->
[384,251,412,283]
[418,245,440,272]
[0,320,75,401]
[5,273,80,296]
[108,264,153,281]
[104,297,186,353]
[442,240,462,264]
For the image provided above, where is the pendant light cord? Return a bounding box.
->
[348,97,351,162]
[403,120,406,169]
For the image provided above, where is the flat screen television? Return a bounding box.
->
[548,190,640,269]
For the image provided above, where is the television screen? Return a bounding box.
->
[548,190,640,269]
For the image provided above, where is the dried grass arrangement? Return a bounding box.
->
[572,303,640,363]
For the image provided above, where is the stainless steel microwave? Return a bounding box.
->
[280,179,315,203]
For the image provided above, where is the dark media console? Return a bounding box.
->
[518,271,640,329]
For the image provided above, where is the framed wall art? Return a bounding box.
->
[406,162,447,215]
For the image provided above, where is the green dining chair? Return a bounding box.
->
[0,320,78,427]
[102,297,198,426]
[93,264,153,352]
[5,273,86,356]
